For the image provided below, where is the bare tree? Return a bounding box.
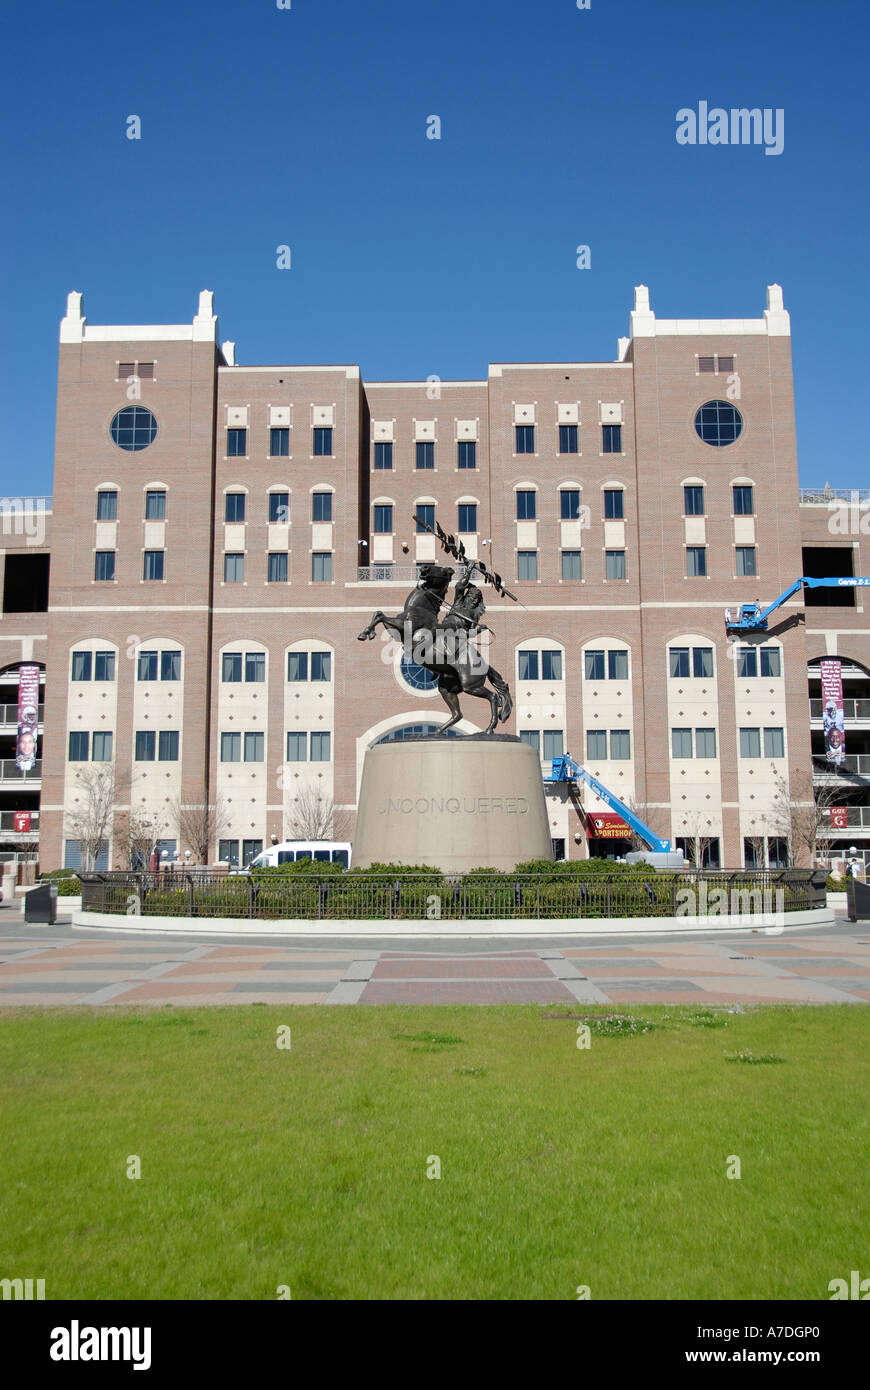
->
[170,787,231,865]
[624,796,670,853]
[674,810,718,867]
[65,764,118,871]
[769,768,845,867]
[285,786,351,842]
[115,806,165,870]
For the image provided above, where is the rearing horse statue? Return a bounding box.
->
[358,564,513,734]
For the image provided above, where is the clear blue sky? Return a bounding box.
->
[2,0,867,495]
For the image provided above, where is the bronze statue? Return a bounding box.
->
[358,562,513,735]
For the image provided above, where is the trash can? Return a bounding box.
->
[846,877,870,922]
[24,882,58,924]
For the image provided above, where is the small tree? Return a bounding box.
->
[170,787,231,865]
[65,764,118,871]
[285,786,351,841]
[115,806,165,870]
[624,797,670,853]
[769,768,844,867]
[674,810,717,867]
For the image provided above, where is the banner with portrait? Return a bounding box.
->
[15,664,40,771]
[820,658,846,766]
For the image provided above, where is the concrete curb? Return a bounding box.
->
[71,907,834,938]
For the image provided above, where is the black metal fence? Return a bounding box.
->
[77,868,827,922]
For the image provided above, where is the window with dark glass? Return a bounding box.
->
[739,727,761,758]
[605,550,626,580]
[222,652,243,682]
[669,648,690,678]
[518,651,539,681]
[269,492,290,523]
[516,490,536,520]
[268,552,288,582]
[732,484,754,515]
[220,732,241,762]
[610,730,631,760]
[94,551,115,581]
[738,647,758,678]
[158,730,179,761]
[111,406,157,452]
[374,505,393,533]
[245,653,265,683]
[225,493,246,523]
[686,546,706,577]
[561,550,582,580]
[313,427,333,456]
[286,732,307,761]
[604,489,624,519]
[517,551,538,580]
[543,730,564,761]
[672,728,693,758]
[560,489,581,519]
[312,492,332,522]
[695,728,717,758]
[224,553,244,582]
[137,650,158,681]
[95,651,115,681]
[135,730,156,761]
[244,732,264,762]
[698,356,715,373]
[559,424,578,454]
[515,424,535,454]
[457,440,476,469]
[760,647,781,678]
[311,732,331,761]
[69,731,89,761]
[145,489,166,520]
[161,650,181,681]
[287,652,308,681]
[312,552,332,582]
[684,484,705,516]
[270,427,290,457]
[373,442,392,470]
[585,650,605,680]
[458,503,477,532]
[764,727,784,758]
[693,647,714,678]
[96,490,117,520]
[72,651,92,681]
[143,550,164,581]
[519,730,540,751]
[736,546,757,577]
[227,428,247,457]
[608,649,628,680]
[694,401,743,447]
[416,441,434,470]
[602,424,622,453]
[91,732,113,761]
[586,730,607,760]
[311,652,331,681]
[542,651,563,681]
[415,504,435,532]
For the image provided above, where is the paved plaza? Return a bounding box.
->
[1,904,868,1006]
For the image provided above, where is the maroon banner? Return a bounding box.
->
[829,807,848,830]
[588,812,631,839]
[13,810,31,832]
[15,664,40,771]
[820,658,845,766]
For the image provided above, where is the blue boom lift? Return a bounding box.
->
[725,576,870,632]
[544,752,673,853]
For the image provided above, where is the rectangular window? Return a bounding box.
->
[695,727,717,758]
[219,840,239,868]
[242,839,263,867]
[559,424,578,454]
[158,730,179,761]
[68,731,89,761]
[693,647,714,678]
[515,424,535,454]
[561,550,582,580]
[683,484,705,516]
[718,356,734,374]
[270,427,290,457]
[517,551,538,581]
[223,652,242,682]
[586,730,608,761]
[373,442,393,470]
[457,440,476,469]
[760,647,781,678]
[137,650,158,681]
[72,651,92,681]
[672,728,693,758]
[739,727,761,758]
[608,649,628,680]
[767,836,787,868]
[518,651,539,681]
[585,649,605,680]
[605,550,626,580]
[560,489,581,520]
[602,424,622,453]
[604,488,624,519]
[736,546,757,577]
[415,504,434,533]
[543,729,564,761]
[374,505,393,533]
[286,731,307,762]
[686,546,707,577]
[118,362,135,378]
[415,441,434,470]
[519,730,540,752]
[244,731,264,762]
[287,652,308,681]
[220,732,241,762]
[732,485,754,515]
[95,651,115,681]
[87,730,112,760]
[313,427,333,456]
[310,731,331,761]
[227,428,247,457]
[245,652,265,682]
[516,490,536,520]
[135,730,156,761]
[145,489,166,520]
[143,550,164,581]
[698,356,715,373]
[312,492,333,522]
[225,493,246,523]
[96,490,117,521]
[458,503,477,532]
[738,647,758,678]
[94,551,115,582]
[610,730,631,760]
[312,553,333,582]
[541,650,563,681]
[764,726,785,759]
[267,552,288,583]
[137,362,154,379]
[311,651,331,681]
[161,650,181,681]
[669,647,690,678]
[224,553,244,583]
[269,492,290,523]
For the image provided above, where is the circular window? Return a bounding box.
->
[110,406,158,452]
[400,656,439,692]
[375,722,459,744]
[694,400,743,447]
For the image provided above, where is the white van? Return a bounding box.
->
[247,840,352,870]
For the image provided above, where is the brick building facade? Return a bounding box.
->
[2,284,867,870]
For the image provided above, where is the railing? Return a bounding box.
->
[823,807,870,831]
[357,565,423,583]
[0,759,41,780]
[813,754,870,778]
[810,698,870,720]
[0,703,45,725]
[799,487,870,505]
[79,868,826,920]
[0,811,39,831]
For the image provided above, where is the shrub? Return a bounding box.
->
[39,868,78,880]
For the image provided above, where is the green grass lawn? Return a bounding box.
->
[1,1004,867,1300]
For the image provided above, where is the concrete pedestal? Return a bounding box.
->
[352,735,553,872]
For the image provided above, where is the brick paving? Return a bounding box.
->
[0,919,868,1006]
